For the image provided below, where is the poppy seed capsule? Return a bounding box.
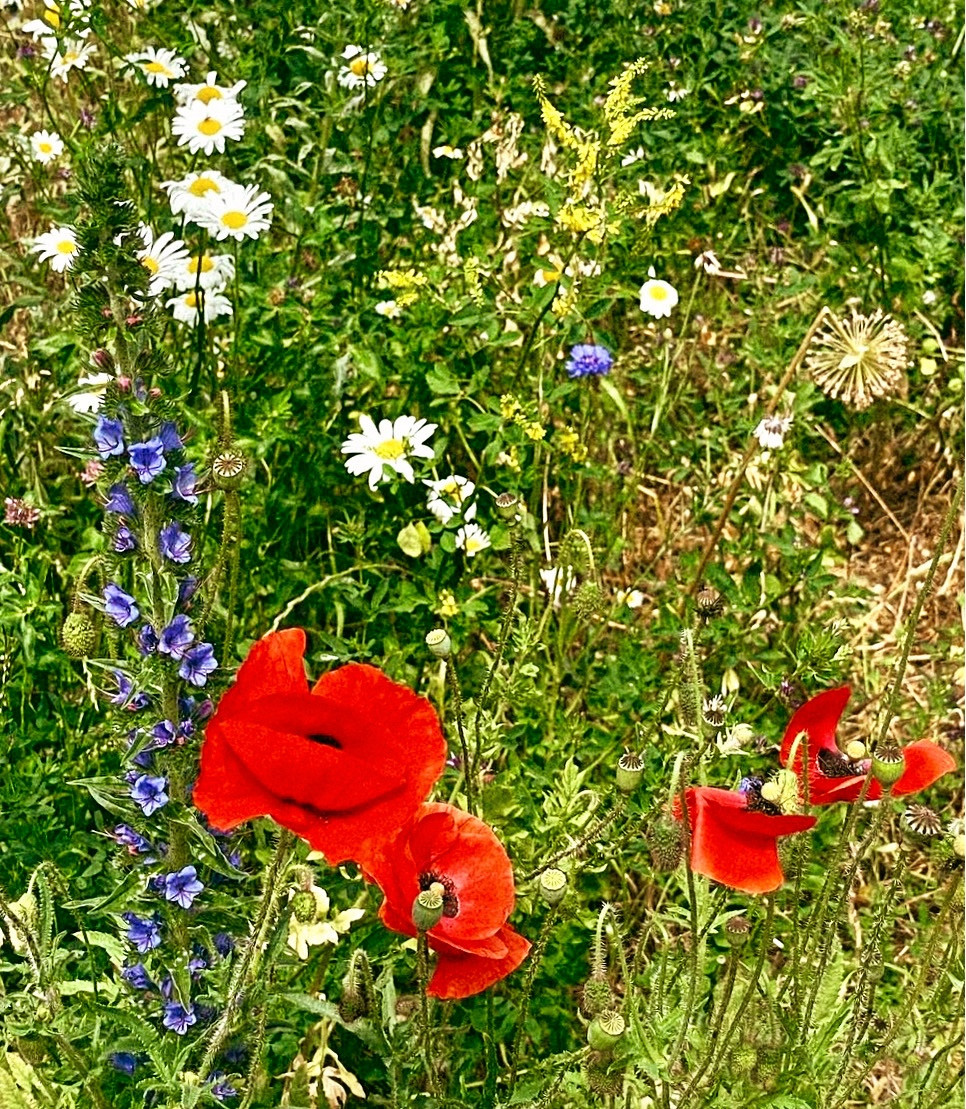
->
[616,752,644,794]
[61,611,98,658]
[696,585,724,622]
[412,884,445,931]
[425,629,452,659]
[494,492,520,521]
[725,915,751,946]
[871,745,904,787]
[538,867,567,905]
[210,449,248,490]
[587,1010,625,1050]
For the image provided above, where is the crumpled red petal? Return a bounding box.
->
[780,686,852,771]
[428,925,531,1000]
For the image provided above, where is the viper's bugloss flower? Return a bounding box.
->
[179,642,217,686]
[105,483,136,515]
[104,583,139,627]
[108,1051,139,1075]
[122,912,162,952]
[162,1001,197,1035]
[94,416,125,458]
[129,438,166,484]
[159,614,194,660]
[163,866,204,909]
[114,523,138,553]
[113,824,153,855]
[177,576,201,608]
[779,687,956,804]
[193,629,446,871]
[160,520,192,563]
[210,1073,237,1101]
[565,343,613,379]
[368,802,531,999]
[674,785,816,894]
[121,962,154,989]
[171,463,199,504]
[130,774,169,816]
[138,623,159,655]
[150,720,177,750]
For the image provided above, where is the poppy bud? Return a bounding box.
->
[425,629,452,659]
[573,582,604,618]
[581,974,614,1016]
[538,868,567,905]
[616,752,643,794]
[340,950,375,1022]
[210,449,248,490]
[731,1045,758,1073]
[587,1010,625,1050]
[291,891,318,924]
[870,745,904,787]
[844,740,867,761]
[61,610,98,659]
[412,884,445,932]
[725,915,751,947]
[648,816,684,872]
[91,348,114,371]
[494,492,520,522]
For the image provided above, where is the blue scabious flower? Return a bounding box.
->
[94,415,125,457]
[159,521,192,564]
[104,583,139,627]
[171,463,198,504]
[128,437,166,484]
[105,482,136,514]
[122,912,162,952]
[565,343,614,379]
[138,623,158,655]
[164,865,204,909]
[179,643,217,687]
[108,1051,139,1076]
[162,1001,197,1035]
[158,421,184,451]
[114,523,137,553]
[130,774,168,816]
[158,615,194,660]
[121,962,154,989]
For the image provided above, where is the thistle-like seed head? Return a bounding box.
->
[61,611,98,659]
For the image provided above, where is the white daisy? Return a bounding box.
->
[29,129,63,163]
[190,181,273,242]
[341,414,437,489]
[162,168,235,219]
[173,71,246,106]
[286,885,364,962]
[171,97,245,156]
[44,37,95,82]
[31,225,80,272]
[136,225,190,297]
[639,276,678,319]
[753,414,792,451]
[126,46,187,87]
[374,299,401,318]
[454,522,491,558]
[621,146,645,166]
[616,588,645,609]
[337,45,387,89]
[665,82,690,102]
[432,145,463,159]
[66,371,114,413]
[424,474,476,524]
[172,251,235,292]
[166,289,233,326]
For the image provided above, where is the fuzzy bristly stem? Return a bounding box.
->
[519,796,626,883]
[415,932,441,1096]
[508,902,560,1094]
[444,658,476,813]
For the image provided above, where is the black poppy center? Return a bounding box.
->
[419,871,459,918]
[741,775,783,817]
[817,748,865,779]
[305,733,342,749]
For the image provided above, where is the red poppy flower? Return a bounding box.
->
[193,629,447,870]
[676,786,817,894]
[368,803,531,1000]
[779,686,956,805]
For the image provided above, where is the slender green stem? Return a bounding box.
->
[519,796,626,883]
[444,659,475,813]
[508,903,560,1094]
[415,932,441,1096]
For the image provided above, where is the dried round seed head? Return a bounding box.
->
[805,308,909,411]
[902,804,943,838]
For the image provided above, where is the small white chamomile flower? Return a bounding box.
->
[166,289,233,326]
[432,145,463,159]
[173,70,246,106]
[337,45,387,89]
[639,271,678,318]
[66,371,114,414]
[172,251,235,293]
[341,414,437,489]
[30,129,64,163]
[374,299,402,318]
[126,46,187,87]
[454,522,491,558]
[44,37,96,82]
[424,475,476,525]
[753,415,792,451]
[32,225,80,272]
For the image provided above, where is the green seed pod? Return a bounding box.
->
[870,745,904,788]
[61,611,99,659]
[616,752,643,794]
[573,581,605,618]
[494,492,520,522]
[412,885,445,932]
[210,448,249,490]
[725,915,751,947]
[581,974,614,1017]
[425,628,452,660]
[538,868,567,906]
[648,815,685,872]
[587,1010,625,1051]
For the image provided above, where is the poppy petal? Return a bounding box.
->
[780,686,852,770]
[428,925,531,1000]
[892,740,956,796]
[214,628,309,720]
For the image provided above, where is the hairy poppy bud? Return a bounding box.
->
[587,1010,625,1050]
[616,752,643,794]
[725,915,751,947]
[871,745,904,787]
[340,950,375,1022]
[412,884,445,932]
[731,1045,758,1073]
[538,867,567,906]
[494,492,520,522]
[61,610,98,658]
[291,891,318,924]
[425,628,452,660]
[573,582,604,618]
[210,449,248,490]
[648,816,684,872]
[581,974,614,1016]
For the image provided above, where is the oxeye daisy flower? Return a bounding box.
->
[126,46,186,87]
[424,474,476,524]
[29,129,63,163]
[639,274,678,318]
[341,414,437,489]
[171,97,245,156]
[805,308,909,410]
[172,251,235,292]
[166,289,233,326]
[454,522,491,558]
[337,45,387,89]
[43,37,96,82]
[190,182,273,242]
[66,370,114,414]
[173,70,246,105]
[136,225,190,297]
[753,414,792,450]
[162,169,235,219]
[31,225,80,272]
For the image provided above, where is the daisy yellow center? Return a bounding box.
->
[188,177,219,197]
[183,293,199,308]
[190,255,215,274]
[39,142,52,153]
[349,57,370,76]
[540,269,561,281]
[196,86,222,103]
[144,61,172,75]
[142,256,160,274]
[441,479,459,495]
[374,438,405,460]
[56,239,77,255]
[465,535,486,554]
[649,285,668,301]
[198,117,223,136]
[63,50,79,64]
[220,211,248,230]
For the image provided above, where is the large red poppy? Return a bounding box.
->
[677,786,817,894]
[368,803,531,1000]
[193,629,447,870]
[779,686,956,805]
